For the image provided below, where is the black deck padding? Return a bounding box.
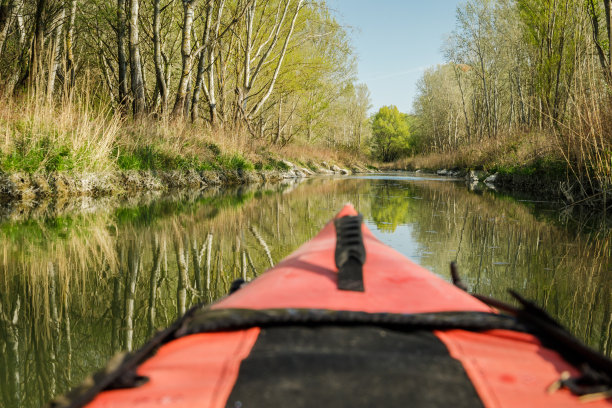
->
[225,326,485,408]
[334,215,366,292]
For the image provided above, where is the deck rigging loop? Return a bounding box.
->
[450,262,612,398]
[334,214,366,292]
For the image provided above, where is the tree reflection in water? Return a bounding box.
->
[0,176,609,408]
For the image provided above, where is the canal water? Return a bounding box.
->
[0,173,610,407]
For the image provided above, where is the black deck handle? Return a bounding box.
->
[334,215,366,292]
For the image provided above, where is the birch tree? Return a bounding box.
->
[0,0,16,57]
[587,0,612,85]
[129,0,146,117]
[46,4,66,99]
[192,0,227,124]
[153,0,168,112]
[172,0,197,118]
[26,0,49,91]
[238,0,303,123]
[117,0,129,108]
[65,0,77,89]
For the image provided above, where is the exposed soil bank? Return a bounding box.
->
[0,161,371,206]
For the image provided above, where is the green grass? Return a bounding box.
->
[117,145,215,172]
[117,148,255,172]
[0,137,77,173]
[492,157,567,177]
[215,153,254,171]
[254,158,290,171]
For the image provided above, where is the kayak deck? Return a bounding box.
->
[215,205,490,314]
[54,205,612,408]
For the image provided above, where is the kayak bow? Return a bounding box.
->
[51,204,612,408]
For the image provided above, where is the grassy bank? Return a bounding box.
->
[383,130,611,209]
[0,94,367,177]
[387,132,565,175]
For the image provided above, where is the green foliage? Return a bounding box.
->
[117,146,214,171]
[254,158,291,171]
[370,105,413,162]
[369,181,419,232]
[0,0,373,176]
[215,154,254,171]
[493,156,567,177]
[0,136,76,173]
[274,159,291,170]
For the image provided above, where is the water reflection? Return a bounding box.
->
[0,175,609,408]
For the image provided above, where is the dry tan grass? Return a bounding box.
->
[0,88,365,174]
[0,92,122,172]
[556,79,612,195]
[384,132,560,172]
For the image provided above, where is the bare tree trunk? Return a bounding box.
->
[98,38,117,103]
[7,1,25,94]
[588,0,612,85]
[172,0,197,118]
[0,0,15,57]
[47,6,66,100]
[183,76,192,117]
[216,36,230,123]
[27,0,48,91]
[192,0,213,122]
[153,0,167,113]
[240,0,255,113]
[453,65,472,143]
[117,0,129,108]
[129,0,146,117]
[65,0,77,90]
[606,0,612,80]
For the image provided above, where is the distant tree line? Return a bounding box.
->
[0,0,371,150]
[411,0,612,172]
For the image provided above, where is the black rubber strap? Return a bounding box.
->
[181,308,528,336]
[334,215,366,292]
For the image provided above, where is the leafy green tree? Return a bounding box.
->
[371,105,412,162]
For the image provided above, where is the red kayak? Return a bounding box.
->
[52,205,612,407]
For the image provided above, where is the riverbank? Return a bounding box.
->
[0,94,374,207]
[0,160,372,206]
[381,134,610,211]
[407,167,565,200]
[394,166,597,208]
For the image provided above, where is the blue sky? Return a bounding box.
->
[327,1,464,113]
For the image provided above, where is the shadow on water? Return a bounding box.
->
[0,175,610,407]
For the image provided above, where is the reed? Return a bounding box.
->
[0,84,364,176]
[386,131,560,174]
[552,58,612,209]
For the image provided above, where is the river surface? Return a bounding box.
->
[0,173,610,407]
